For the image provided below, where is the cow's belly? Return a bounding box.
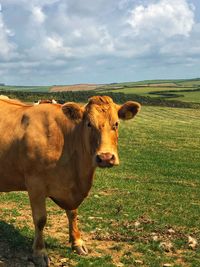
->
[48,184,87,210]
[46,171,91,211]
[0,171,26,192]
[50,195,83,210]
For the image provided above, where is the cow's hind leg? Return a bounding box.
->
[28,189,49,267]
[66,209,88,255]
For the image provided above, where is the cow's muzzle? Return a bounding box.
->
[95,152,117,168]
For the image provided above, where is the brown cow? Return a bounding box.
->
[0,96,141,266]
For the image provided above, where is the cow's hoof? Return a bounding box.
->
[73,244,88,255]
[33,253,50,267]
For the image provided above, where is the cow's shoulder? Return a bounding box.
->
[21,105,65,168]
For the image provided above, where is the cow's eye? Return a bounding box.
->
[113,122,119,130]
[87,122,92,127]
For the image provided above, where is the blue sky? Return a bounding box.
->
[0,0,200,85]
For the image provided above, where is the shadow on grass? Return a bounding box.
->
[0,220,32,265]
[0,221,74,266]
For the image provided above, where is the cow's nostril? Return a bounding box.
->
[111,154,115,161]
[96,155,102,163]
[96,153,116,165]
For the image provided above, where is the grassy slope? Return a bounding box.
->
[98,78,200,104]
[98,85,200,104]
[99,86,186,95]
[169,91,200,103]
[0,106,200,266]
[176,80,200,87]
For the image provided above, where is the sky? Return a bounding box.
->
[0,0,200,85]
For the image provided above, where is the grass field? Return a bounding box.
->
[0,106,200,266]
[98,86,186,95]
[0,86,51,92]
[97,81,200,104]
[166,90,200,103]
[176,80,200,87]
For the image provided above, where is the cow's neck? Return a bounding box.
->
[63,122,96,195]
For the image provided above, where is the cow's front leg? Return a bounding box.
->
[28,189,49,267]
[66,209,88,255]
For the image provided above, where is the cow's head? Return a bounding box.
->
[62,96,141,168]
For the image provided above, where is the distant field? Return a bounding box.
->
[0,86,51,93]
[162,90,200,103]
[176,80,200,87]
[0,106,200,266]
[1,78,200,106]
[50,84,101,92]
[101,79,191,88]
[97,79,200,104]
[98,86,186,95]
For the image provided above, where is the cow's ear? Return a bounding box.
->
[118,101,141,120]
[62,102,84,122]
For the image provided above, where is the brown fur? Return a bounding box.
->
[0,96,141,265]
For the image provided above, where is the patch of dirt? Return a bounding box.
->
[98,188,121,196]
[0,204,15,210]
[0,202,199,266]
[86,239,143,266]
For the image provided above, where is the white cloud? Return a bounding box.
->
[0,0,200,85]
[160,22,200,58]
[1,0,59,6]
[98,26,115,53]
[32,6,46,24]
[128,0,195,38]
[73,29,82,38]
[118,0,136,10]
[0,10,16,59]
[43,35,72,57]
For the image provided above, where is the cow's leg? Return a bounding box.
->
[28,189,49,267]
[66,209,88,255]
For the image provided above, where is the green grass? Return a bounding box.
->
[0,85,51,92]
[97,78,200,104]
[176,80,200,87]
[0,106,200,266]
[99,86,187,95]
[169,90,200,103]
[100,79,196,88]
[98,85,200,104]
